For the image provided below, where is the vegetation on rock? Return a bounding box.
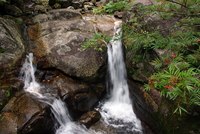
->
[82,32,111,52]
[93,0,130,14]
[123,0,200,115]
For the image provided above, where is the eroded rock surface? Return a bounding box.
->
[27,9,117,80]
[0,93,53,134]
[0,17,24,71]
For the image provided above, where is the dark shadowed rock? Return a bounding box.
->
[79,110,101,128]
[40,72,105,117]
[0,93,49,134]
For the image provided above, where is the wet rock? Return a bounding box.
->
[40,72,105,117]
[0,93,48,134]
[79,110,101,128]
[27,9,116,80]
[90,120,119,134]
[66,83,105,114]
[128,80,162,134]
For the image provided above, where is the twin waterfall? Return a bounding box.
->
[20,21,142,134]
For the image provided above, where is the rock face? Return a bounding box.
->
[0,93,54,134]
[27,9,117,80]
[0,17,24,72]
[0,17,25,110]
[40,71,105,118]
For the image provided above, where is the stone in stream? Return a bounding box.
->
[79,110,101,128]
[40,72,105,118]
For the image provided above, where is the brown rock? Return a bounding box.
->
[0,93,46,134]
[27,9,118,80]
[79,110,101,128]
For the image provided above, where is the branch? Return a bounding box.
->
[166,0,188,8]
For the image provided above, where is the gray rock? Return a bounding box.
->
[27,9,117,80]
[0,17,25,73]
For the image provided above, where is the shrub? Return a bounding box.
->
[93,0,130,14]
[82,33,111,52]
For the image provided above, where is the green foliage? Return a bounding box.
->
[82,33,111,52]
[145,60,200,115]
[123,0,200,115]
[93,0,130,14]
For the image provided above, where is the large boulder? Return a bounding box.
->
[27,9,117,81]
[0,17,24,72]
[0,17,25,109]
[0,93,54,134]
[39,71,105,118]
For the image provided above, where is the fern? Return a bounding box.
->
[82,33,111,51]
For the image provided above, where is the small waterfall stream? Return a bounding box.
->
[20,21,143,134]
[20,53,101,134]
[99,21,143,133]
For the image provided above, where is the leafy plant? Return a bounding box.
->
[145,59,200,115]
[123,0,200,115]
[93,0,130,14]
[82,33,111,52]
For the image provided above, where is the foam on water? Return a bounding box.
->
[21,53,102,134]
[99,21,143,133]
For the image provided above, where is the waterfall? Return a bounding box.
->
[99,21,143,133]
[20,53,101,134]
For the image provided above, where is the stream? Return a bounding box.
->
[20,21,143,134]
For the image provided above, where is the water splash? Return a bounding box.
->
[99,21,143,133]
[21,53,102,134]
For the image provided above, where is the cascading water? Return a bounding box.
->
[20,21,143,134]
[99,21,143,133]
[20,53,101,134]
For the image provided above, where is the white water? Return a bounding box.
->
[21,53,102,134]
[100,21,143,133]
